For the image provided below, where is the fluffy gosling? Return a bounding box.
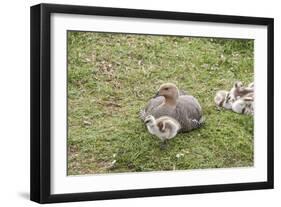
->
[214,90,232,109]
[144,115,181,141]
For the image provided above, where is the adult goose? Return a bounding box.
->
[140,83,203,132]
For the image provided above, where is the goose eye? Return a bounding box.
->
[164,88,169,90]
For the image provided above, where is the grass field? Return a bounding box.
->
[67,32,254,175]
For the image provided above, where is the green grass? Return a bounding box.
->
[67,32,254,175]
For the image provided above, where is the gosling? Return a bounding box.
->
[232,92,254,115]
[144,115,181,141]
[214,90,232,110]
[214,81,254,110]
[229,81,254,101]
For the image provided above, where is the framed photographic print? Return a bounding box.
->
[30,3,274,203]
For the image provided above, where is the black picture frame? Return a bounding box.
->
[30,3,274,204]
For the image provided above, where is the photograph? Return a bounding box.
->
[67,31,254,175]
[30,3,273,203]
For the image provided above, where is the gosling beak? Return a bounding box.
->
[153,91,160,98]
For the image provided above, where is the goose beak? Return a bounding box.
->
[154,91,160,98]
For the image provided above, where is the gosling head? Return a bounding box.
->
[144,115,156,126]
[228,81,243,101]
[223,92,234,109]
[154,83,180,100]
[234,81,243,89]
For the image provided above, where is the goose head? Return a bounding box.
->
[154,83,180,101]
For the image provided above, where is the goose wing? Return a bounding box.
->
[175,95,203,132]
[139,96,164,121]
